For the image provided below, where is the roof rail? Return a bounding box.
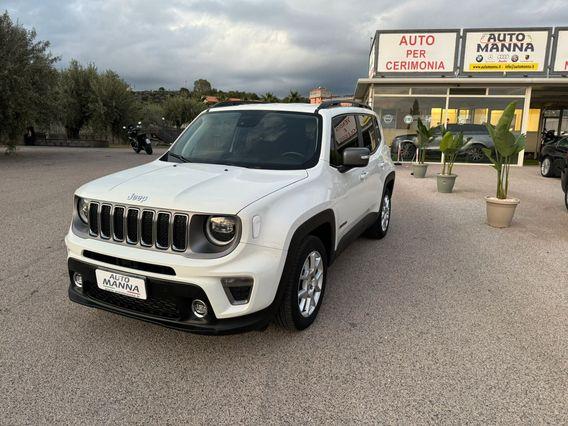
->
[315,100,372,112]
[210,100,265,108]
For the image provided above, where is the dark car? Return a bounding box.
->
[561,160,568,210]
[390,123,493,163]
[539,136,568,177]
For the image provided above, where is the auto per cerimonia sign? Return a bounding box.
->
[373,30,459,76]
[551,28,568,75]
[461,28,551,74]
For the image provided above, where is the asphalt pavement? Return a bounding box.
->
[1,147,566,424]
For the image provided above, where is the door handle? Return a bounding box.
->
[359,171,369,180]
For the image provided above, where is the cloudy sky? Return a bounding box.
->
[5,0,568,96]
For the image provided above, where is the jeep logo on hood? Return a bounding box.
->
[127,193,149,203]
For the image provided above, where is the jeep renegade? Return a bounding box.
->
[65,101,395,334]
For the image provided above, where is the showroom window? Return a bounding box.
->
[373,86,527,164]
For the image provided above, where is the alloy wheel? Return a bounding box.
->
[381,194,391,232]
[297,250,324,318]
[467,146,485,163]
[541,158,551,176]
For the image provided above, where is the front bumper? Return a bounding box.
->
[68,258,274,334]
[65,231,287,333]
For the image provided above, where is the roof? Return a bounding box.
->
[354,77,568,100]
[207,102,374,115]
[208,103,319,113]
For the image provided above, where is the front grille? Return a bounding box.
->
[88,202,189,252]
[113,207,125,241]
[84,282,181,319]
[100,205,111,239]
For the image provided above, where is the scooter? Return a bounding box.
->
[124,122,153,155]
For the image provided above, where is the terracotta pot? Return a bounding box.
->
[412,163,428,178]
[485,196,520,228]
[437,174,457,193]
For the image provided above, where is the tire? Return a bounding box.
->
[144,144,153,155]
[365,187,392,239]
[565,190,568,211]
[134,146,141,154]
[275,235,327,331]
[466,145,486,163]
[540,156,553,177]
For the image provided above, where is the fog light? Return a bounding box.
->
[73,272,83,288]
[191,299,208,318]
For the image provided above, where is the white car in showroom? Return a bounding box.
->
[65,101,395,334]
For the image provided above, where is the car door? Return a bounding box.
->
[553,137,568,172]
[329,114,369,239]
[358,114,385,214]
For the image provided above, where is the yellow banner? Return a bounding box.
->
[468,62,539,71]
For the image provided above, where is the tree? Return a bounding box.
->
[90,70,137,138]
[59,60,98,138]
[0,11,59,152]
[164,95,206,128]
[138,102,165,129]
[284,90,302,103]
[261,92,279,102]
[179,87,190,97]
[193,79,212,97]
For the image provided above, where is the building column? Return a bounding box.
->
[518,86,532,166]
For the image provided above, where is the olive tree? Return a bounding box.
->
[164,95,206,129]
[59,60,98,139]
[90,70,137,139]
[0,11,58,153]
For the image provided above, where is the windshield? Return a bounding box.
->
[165,110,321,170]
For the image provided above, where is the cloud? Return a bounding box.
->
[4,0,568,96]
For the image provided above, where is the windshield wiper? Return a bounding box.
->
[168,152,191,163]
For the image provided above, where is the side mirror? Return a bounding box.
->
[341,147,370,170]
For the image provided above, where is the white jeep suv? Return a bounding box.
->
[65,101,395,334]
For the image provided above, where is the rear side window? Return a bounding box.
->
[330,115,359,166]
[358,114,379,152]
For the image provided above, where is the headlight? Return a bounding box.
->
[77,197,89,224]
[205,216,237,246]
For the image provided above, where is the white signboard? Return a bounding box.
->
[376,31,458,75]
[369,37,377,78]
[462,29,550,73]
[552,29,568,74]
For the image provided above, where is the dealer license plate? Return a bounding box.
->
[95,269,147,300]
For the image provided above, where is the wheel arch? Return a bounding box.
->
[287,209,336,264]
[267,209,336,318]
[384,171,395,195]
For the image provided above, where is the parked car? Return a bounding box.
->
[391,123,493,163]
[561,161,568,210]
[539,136,568,177]
[65,101,396,334]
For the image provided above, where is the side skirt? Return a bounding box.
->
[331,212,379,263]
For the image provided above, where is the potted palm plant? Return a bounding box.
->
[437,130,470,193]
[482,101,526,228]
[412,118,435,178]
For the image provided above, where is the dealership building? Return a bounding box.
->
[354,27,568,165]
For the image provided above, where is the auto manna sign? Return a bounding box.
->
[461,28,551,75]
[551,28,568,75]
[373,30,459,77]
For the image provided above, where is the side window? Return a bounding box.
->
[330,115,359,167]
[358,114,379,152]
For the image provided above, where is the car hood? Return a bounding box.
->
[76,160,308,214]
